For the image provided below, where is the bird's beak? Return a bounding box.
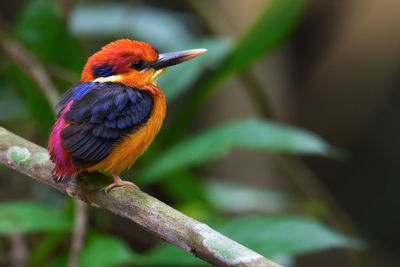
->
[150,48,207,70]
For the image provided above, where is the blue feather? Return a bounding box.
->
[92,65,115,78]
[73,82,100,100]
[60,83,154,168]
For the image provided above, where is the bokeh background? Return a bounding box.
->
[0,0,399,266]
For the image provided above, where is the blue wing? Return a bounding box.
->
[58,82,153,168]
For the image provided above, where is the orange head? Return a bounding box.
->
[81,39,206,88]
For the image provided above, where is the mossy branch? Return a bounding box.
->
[0,127,281,267]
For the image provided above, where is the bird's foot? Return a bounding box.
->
[105,181,139,192]
[105,174,139,193]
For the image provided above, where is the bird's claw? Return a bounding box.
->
[105,181,139,193]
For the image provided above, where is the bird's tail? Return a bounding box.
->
[48,101,78,183]
[52,172,72,183]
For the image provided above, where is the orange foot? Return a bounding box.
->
[105,173,139,193]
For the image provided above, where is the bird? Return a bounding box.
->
[48,39,206,192]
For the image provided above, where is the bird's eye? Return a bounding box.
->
[130,61,144,70]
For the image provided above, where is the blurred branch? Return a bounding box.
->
[67,200,87,267]
[239,71,274,118]
[0,127,281,267]
[29,232,65,266]
[9,234,27,267]
[57,0,74,22]
[48,65,80,84]
[0,32,59,107]
[187,0,233,34]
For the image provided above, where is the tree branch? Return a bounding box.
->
[0,127,281,267]
[0,34,60,107]
[67,200,87,267]
[9,234,27,267]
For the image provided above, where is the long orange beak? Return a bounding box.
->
[149,48,207,70]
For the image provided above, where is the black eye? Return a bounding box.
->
[130,61,144,70]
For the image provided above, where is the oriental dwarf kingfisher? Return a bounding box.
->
[48,39,206,192]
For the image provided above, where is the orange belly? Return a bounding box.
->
[86,91,166,174]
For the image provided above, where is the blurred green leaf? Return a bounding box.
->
[141,216,363,266]
[69,3,196,50]
[0,81,28,122]
[0,98,27,122]
[29,232,65,266]
[216,0,305,77]
[205,180,294,214]
[30,199,75,266]
[159,38,233,102]
[139,244,208,266]
[138,119,339,185]
[79,235,134,267]
[0,202,72,234]
[159,172,216,222]
[76,217,362,267]
[5,0,84,135]
[4,65,54,135]
[169,0,306,136]
[14,0,83,72]
[80,234,207,266]
[217,216,364,257]
[48,256,68,267]
[160,171,209,204]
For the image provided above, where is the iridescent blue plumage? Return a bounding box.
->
[55,82,153,168]
[73,82,101,99]
[92,65,115,78]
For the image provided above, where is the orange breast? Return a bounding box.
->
[85,88,166,174]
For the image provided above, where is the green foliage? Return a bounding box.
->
[159,171,210,205]
[80,216,363,266]
[216,216,364,257]
[138,119,338,185]
[14,0,83,71]
[170,0,307,135]
[79,235,134,267]
[157,173,214,222]
[215,0,306,77]
[4,65,54,134]
[139,216,363,266]
[29,232,66,266]
[0,82,27,122]
[205,180,294,214]
[3,0,84,135]
[69,3,196,49]
[0,97,26,122]
[138,244,207,266]
[0,202,72,234]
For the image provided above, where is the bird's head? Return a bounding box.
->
[81,39,206,88]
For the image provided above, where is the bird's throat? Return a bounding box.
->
[92,75,122,83]
[150,68,167,85]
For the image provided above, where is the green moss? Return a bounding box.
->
[7,146,31,163]
[31,152,50,165]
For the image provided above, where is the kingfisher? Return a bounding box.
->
[48,39,205,192]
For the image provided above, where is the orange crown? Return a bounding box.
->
[80,39,158,83]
